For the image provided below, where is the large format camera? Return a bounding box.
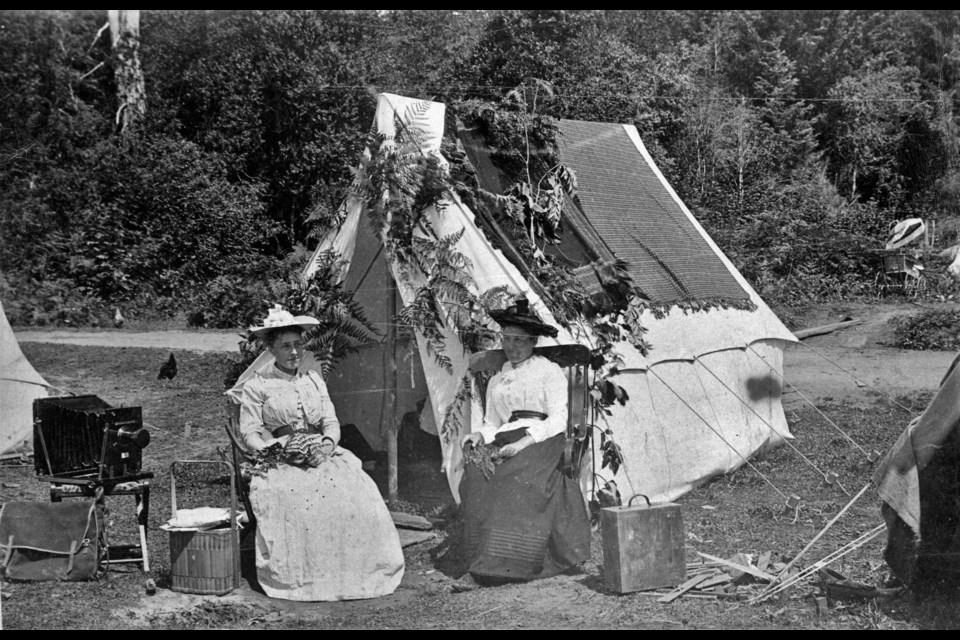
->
[33,395,150,479]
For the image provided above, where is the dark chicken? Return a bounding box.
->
[157,353,178,380]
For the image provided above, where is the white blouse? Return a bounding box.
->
[238,365,341,451]
[477,355,568,445]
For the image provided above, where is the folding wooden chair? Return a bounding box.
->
[223,398,257,547]
[467,344,593,480]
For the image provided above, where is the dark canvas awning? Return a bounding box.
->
[457,118,752,309]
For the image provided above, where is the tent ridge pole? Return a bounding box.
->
[385,265,399,503]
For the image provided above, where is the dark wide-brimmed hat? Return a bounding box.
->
[249,304,320,337]
[489,297,558,338]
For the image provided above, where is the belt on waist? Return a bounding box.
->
[272,425,318,438]
[509,410,548,422]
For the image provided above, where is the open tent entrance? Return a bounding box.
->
[323,211,449,508]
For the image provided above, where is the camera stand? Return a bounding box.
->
[42,472,154,572]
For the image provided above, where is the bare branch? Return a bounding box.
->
[78,60,105,82]
[89,21,109,52]
[115,102,128,127]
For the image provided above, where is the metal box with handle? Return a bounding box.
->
[601,494,686,593]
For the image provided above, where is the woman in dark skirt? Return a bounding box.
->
[458,299,591,584]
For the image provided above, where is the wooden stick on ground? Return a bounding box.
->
[695,552,776,582]
[774,481,872,583]
[793,318,863,340]
[750,524,886,604]
[657,573,712,603]
[697,573,733,589]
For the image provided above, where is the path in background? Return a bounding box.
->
[14,320,956,405]
[782,342,954,408]
[13,329,243,353]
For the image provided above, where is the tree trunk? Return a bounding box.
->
[108,10,145,136]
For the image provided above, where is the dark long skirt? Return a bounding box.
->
[459,429,592,581]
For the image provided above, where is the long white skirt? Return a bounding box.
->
[249,448,404,601]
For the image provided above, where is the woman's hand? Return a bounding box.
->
[267,436,290,449]
[249,436,279,453]
[302,437,336,467]
[461,432,485,449]
[498,435,534,459]
[319,438,336,456]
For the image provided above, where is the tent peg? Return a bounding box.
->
[784,494,802,512]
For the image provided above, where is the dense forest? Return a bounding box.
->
[2,9,959,328]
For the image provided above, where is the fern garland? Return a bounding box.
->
[353,122,498,376]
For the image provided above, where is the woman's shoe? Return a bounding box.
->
[450,573,480,593]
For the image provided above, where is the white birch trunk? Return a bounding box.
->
[108,10,145,135]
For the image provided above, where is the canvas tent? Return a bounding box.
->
[0,299,51,458]
[462,117,798,502]
[875,354,960,585]
[230,93,797,505]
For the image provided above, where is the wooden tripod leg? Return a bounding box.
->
[135,485,150,573]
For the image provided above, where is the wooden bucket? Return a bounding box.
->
[168,460,240,596]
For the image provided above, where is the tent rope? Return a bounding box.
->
[792,341,920,417]
[695,357,851,496]
[646,367,789,501]
[644,372,676,495]
[746,345,872,458]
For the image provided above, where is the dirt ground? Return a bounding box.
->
[780,300,959,408]
[4,301,960,629]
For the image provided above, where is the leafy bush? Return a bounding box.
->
[888,309,960,351]
[0,134,275,324]
[187,274,287,330]
[0,274,105,327]
[705,173,889,307]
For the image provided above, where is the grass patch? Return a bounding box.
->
[888,309,960,350]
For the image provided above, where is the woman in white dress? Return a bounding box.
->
[238,306,404,601]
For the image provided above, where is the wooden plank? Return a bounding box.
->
[696,573,732,590]
[390,511,434,530]
[794,319,863,340]
[397,529,437,548]
[637,590,717,600]
[695,552,775,583]
[656,573,712,603]
[756,551,772,574]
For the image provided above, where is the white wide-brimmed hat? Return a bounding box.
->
[248,304,320,337]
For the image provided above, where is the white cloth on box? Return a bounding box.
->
[476,355,568,445]
[162,507,247,531]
